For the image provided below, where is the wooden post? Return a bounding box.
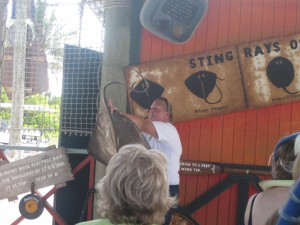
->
[93,0,134,219]
[99,0,133,111]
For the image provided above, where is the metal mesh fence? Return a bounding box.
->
[61,44,101,136]
[0,0,104,146]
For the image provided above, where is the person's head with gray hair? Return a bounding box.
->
[96,143,176,225]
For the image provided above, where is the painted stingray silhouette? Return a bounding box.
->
[185,70,224,104]
[130,79,164,109]
[266,56,299,95]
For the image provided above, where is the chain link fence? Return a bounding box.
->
[0,0,104,148]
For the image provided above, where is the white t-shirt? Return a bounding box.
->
[143,121,182,185]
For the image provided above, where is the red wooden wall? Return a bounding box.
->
[138,1,300,225]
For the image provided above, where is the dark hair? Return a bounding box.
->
[273,132,300,159]
[272,136,296,179]
[157,97,173,123]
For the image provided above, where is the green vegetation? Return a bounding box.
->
[0,87,61,144]
[0,87,10,123]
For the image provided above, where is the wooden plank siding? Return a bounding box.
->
[138,1,300,224]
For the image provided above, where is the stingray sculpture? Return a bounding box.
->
[87,81,150,165]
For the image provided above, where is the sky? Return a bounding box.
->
[50,0,103,49]
[47,0,103,96]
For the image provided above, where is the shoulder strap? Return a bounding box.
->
[248,193,259,225]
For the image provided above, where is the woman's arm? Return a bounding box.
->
[122,113,158,139]
[108,99,158,138]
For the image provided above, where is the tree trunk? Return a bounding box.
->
[9,0,27,149]
[0,0,9,104]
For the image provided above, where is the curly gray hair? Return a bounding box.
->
[96,144,176,225]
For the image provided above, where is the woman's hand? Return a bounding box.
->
[108,99,119,113]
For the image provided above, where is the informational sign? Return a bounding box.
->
[124,46,246,122]
[180,160,219,174]
[124,33,300,122]
[0,148,74,200]
[180,160,271,176]
[238,33,300,108]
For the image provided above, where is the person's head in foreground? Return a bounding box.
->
[271,134,298,179]
[96,144,176,225]
[292,134,300,180]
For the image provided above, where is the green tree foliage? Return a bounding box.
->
[23,92,60,130]
[0,87,11,123]
[0,87,60,143]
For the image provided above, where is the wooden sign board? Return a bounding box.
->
[180,160,271,176]
[180,160,219,175]
[238,33,300,108]
[0,148,73,200]
[124,47,246,122]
